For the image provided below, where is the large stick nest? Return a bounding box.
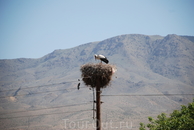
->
[80,63,116,88]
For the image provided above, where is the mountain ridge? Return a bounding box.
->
[0,34,194,130]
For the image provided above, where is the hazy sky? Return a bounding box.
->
[0,0,194,59]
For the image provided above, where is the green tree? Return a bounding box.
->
[139,99,194,130]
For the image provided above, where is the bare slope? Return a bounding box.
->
[0,34,194,129]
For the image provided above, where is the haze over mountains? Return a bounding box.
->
[0,34,194,130]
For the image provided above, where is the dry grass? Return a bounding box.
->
[80,63,116,88]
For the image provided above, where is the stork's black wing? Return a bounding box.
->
[101,58,109,64]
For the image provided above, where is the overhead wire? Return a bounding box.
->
[0,80,81,93]
[0,102,91,115]
[0,109,92,120]
[0,86,90,99]
[101,94,194,96]
[0,77,93,98]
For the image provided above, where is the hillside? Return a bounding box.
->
[0,34,194,130]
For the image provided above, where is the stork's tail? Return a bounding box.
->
[101,58,109,64]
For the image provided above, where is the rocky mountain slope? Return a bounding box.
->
[0,34,194,130]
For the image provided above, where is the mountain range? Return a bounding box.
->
[0,34,194,130]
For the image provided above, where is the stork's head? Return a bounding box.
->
[94,54,97,60]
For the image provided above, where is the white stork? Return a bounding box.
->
[94,54,109,64]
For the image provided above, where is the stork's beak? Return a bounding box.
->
[94,55,96,60]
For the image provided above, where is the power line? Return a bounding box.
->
[101,94,194,97]
[0,80,80,93]
[0,109,92,120]
[0,102,91,115]
[0,86,89,98]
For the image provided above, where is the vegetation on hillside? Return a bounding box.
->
[139,99,194,130]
